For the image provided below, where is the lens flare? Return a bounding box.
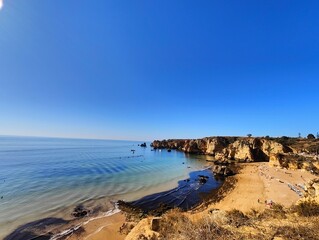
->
[0,0,3,10]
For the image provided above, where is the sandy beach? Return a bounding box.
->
[66,212,126,240]
[70,162,317,240]
[193,162,316,219]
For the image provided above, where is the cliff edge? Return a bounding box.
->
[151,137,293,162]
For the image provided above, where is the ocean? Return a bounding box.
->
[0,136,220,239]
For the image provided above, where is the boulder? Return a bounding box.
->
[150,217,162,232]
[198,175,209,184]
[212,165,234,176]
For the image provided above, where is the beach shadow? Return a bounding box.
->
[4,218,69,240]
[120,169,223,215]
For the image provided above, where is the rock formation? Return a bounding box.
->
[140,142,147,147]
[269,153,319,174]
[151,137,293,162]
[304,178,319,202]
[211,164,234,176]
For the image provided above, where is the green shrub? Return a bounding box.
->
[307,134,316,140]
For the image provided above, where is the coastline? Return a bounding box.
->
[4,166,223,240]
[59,167,228,240]
[125,162,317,240]
[0,137,213,240]
[65,211,126,240]
[5,162,317,240]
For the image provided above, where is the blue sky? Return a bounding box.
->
[0,0,318,140]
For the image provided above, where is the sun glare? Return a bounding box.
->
[0,0,3,10]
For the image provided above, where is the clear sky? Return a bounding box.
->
[0,0,318,141]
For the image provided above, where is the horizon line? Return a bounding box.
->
[0,134,150,142]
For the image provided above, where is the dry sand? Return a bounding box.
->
[207,162,316,213]
[209,163,266,213]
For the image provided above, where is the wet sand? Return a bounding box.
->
[66,168,222,240]
[66,212,126,240]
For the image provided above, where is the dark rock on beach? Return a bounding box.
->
[151,217,162,231]
[212,164,234,177]
[72,205,90,218]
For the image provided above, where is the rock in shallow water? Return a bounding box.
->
[72,205,90,218]
[198,175,209,184]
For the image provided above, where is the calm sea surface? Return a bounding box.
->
[0,136,215,238]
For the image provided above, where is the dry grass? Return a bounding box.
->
[258,203,287,220]
[156,209,261,240]
[141,203,319,240]
[271,223,319,240]
[225,209,250,227]
[290,199,319,217]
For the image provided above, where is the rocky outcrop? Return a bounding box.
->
[212,165,234,176]
[151,139,186,150]
[304,179,319,202]
[269,153,319,174]
[297,178,319,205]
[152,137,293,162]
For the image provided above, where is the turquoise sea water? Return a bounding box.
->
[0,136,214,238]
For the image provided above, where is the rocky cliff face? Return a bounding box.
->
[269,153,319,174]
[305,179,319,203]
[151,137,293,162]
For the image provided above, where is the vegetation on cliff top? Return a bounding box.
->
[136,201,319,240]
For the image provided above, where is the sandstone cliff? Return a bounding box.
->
[151,137,293,162]
[269,153,319,174]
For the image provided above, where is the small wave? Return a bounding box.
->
[50,203,121,240]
